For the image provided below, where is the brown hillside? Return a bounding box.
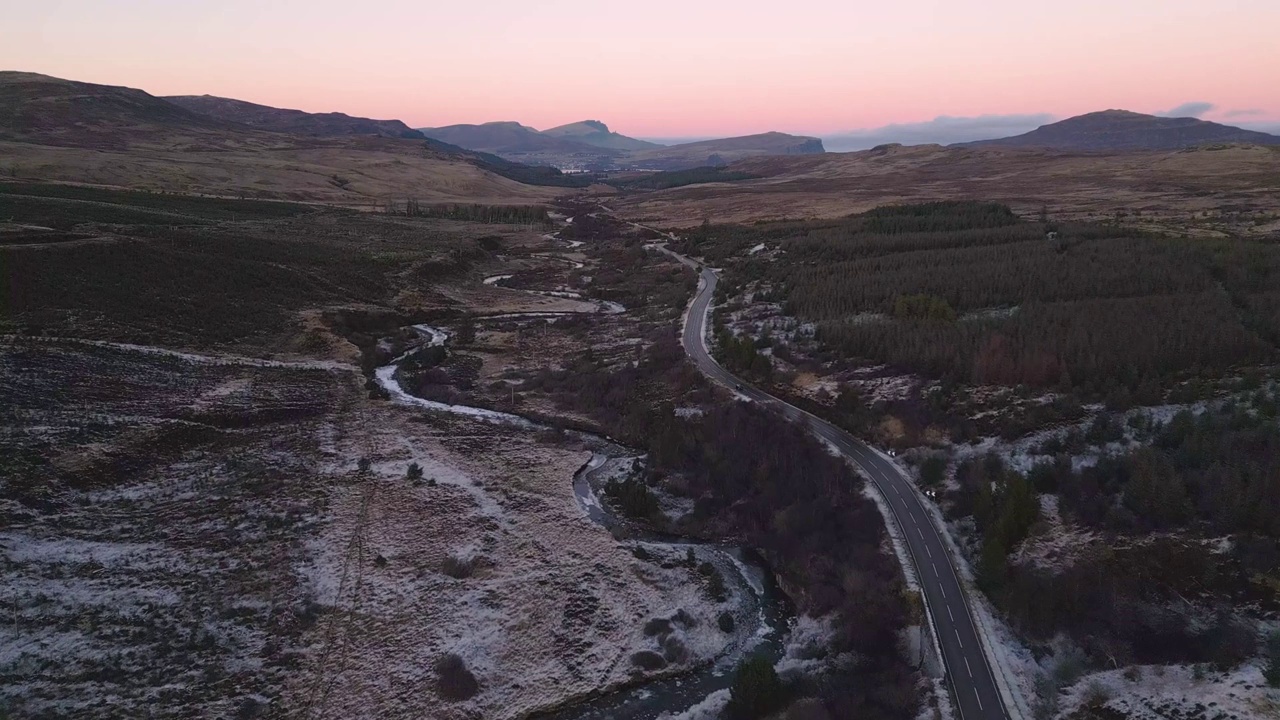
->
[612,143,1280,236]
[0,72,558,205]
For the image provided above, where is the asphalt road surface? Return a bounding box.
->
[666,248,1009,720]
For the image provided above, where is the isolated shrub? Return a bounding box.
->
[441,554,475,579]
[406,462,423,480]
[1082,680,1112,707]
[603,477,659,521]
[630,650,667,671]
[705,568,728,602]
[357,457,371,473]
[644,618,673,637]
[662,634,689,663]
[919,456,947,487]
[726,654,786,719]
[718,611,736,633]
[435,653,479,700]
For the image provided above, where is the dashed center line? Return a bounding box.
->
[955,628,964,649]
[947,606,954,621]
[974,688,984,711]
[965,657,973,677]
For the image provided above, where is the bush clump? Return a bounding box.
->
[725,654,786,719]
[435,653,479,700]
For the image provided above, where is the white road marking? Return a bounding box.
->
[947,606,954,621]
[940,586,945,599]
[932,564,939,577]
[955,629,964,649]
[917,527,925,538]
[925,545,932,558]
[965,657,973,677]
[974,688,984,711]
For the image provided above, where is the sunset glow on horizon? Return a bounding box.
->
[4,0,1278,138]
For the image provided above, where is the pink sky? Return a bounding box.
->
[3,0,1278,136]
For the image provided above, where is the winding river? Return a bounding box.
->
[373,226,795,718]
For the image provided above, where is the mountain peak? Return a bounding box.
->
[957,110,1280,151]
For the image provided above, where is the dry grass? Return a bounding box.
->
[0,139,560,206]
[610,143,1280,235]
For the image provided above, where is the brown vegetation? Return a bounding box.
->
[612,142,1280,237]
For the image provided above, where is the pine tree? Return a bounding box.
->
[725,654,785,719]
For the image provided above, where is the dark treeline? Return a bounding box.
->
[783,236,1206,317]
[387,201,551,226]
[679,202,1280,395]
[860,201,1019,234]
[821,292,1270,391]
[421,139,597,188]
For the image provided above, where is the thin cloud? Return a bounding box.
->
[1225,108,1265,119]
[1159,101,1215,118]
[821,114,1056,152]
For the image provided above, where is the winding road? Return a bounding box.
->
[659,244,1011,720]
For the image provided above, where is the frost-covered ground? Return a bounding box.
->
[0,339,350,719]
[1,334,735,719]
[290,405,742,720]
[1057,663,1278,720]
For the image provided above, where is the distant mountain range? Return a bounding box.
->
[540,119,658,151]
[419,120,824,171]
[955,110,1280,151]
[164,95,426,139]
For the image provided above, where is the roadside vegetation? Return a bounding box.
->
[680,201,1279,400]
[674,199,1280,716]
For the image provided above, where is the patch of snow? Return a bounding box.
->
[657,689,729,720]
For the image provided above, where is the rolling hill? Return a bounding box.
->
[0,71,234,149]
[420,121,588,154]
[610,141,1280,236]
[164,95,425,139]
[0,72,562,204]
[541,120,658,151]
[420,119,824,171]
[957,110,1280,151]
[625,131,825,169]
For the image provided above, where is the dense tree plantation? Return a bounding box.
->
[680,202,1280,395]
[944,398,1280,665]
[388,201,552,226]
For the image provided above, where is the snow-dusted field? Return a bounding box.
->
[1057,662,1278,720]
[0,340,350,718]
[1,335,735,719]
[289,406,742,720]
